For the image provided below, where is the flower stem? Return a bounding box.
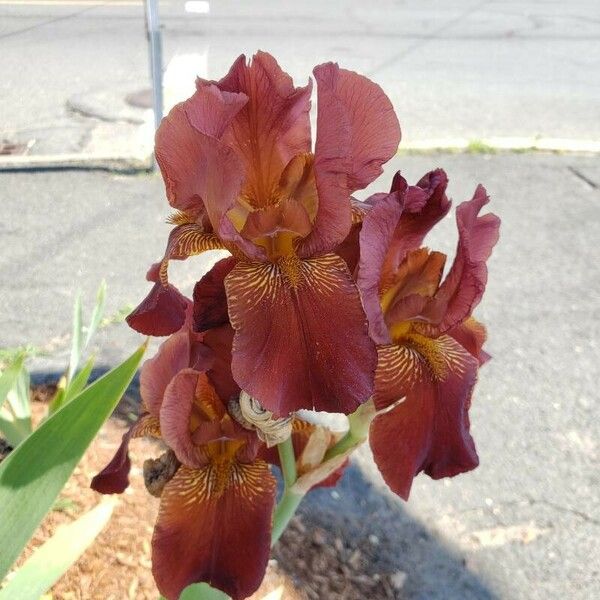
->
[323,400,375,461]
[271,436,303,545]
[271,487,303,545]
[323,429,361,461]
[277,435,297,488]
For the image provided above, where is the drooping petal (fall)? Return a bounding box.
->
[420,185,500,334]
[155,84,247,213]
[225,254,377,415]
[152,462,276,600]
[370,336,479,500]
[158,222,227,282]
[139,328,212,417]
[193,256,237,332]
[126,281,190,336]
[128,224,228,337]
[300,64,401,256]
[215,52,312,210]
[91,415,161,494]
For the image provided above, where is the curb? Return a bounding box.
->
[0,153,152,173]
[399,137,600,154]
[1,137,599,174]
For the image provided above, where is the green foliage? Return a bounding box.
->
[85,280,107,349]
[0,499,115,600]
[68,292,83,383]
[0,355,24,403]
[63,356,95,405]
[0,355,32,446]
[100,302,135,327]
[0,343,146,580]
[49,280,107,415]
[0,345,44,367]
[466,139,497,154]
[180,584,231,600]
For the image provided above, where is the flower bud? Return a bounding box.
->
[143,449,179,497]
[233,391,293,447]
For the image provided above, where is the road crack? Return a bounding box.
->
[568,166,598,190]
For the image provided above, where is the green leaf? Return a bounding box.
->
[159,583,231,600]
[0,499,116,600]
[47,386,65,417]
[180,584,231,600]
[67,292,83,383]
[84,281,107,350]
[0,357,31,446]
[0,343,146,580]
[0,355,24,405]
[0,412,31,448]
[10,363,31,421]
[63,356,95,405]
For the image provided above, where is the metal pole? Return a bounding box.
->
[144,0,163,169]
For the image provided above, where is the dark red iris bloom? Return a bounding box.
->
[126,51,401,416]
[354,169,500,499]
[93,314,277,600]
[93,284,350,599]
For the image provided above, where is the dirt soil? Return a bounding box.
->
[5,387,401,599]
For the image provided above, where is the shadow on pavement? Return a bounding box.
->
[280,464,496,599]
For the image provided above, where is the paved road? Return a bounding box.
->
[1,0,599,153]
[1,153,598,598]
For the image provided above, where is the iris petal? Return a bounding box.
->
[155,84,247,213]
[300,63,401,256]
[91,415,161,495]
[193,256,237,333]
[370,336,479,500]
[214,52,313,210]
[140,328,212,417]
[151,462,276,600]
[421,185,501,334]
[126,282,189,337]
[225,254,377,415]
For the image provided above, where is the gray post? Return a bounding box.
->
[144,0,163,169]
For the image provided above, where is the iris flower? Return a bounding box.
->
[92,313,277,600]
[93,288,351,599]
[92,52,501,598]
[355,169,500,499]
[126,52,401,416]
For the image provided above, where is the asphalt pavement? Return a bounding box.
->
[1,0,599,156]
[1,152,598,599]
[1,0,599,598]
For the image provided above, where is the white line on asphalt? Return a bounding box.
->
[184,1,209,14]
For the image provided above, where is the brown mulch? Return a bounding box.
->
[275,519,399,599]
[3,386,401,599]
